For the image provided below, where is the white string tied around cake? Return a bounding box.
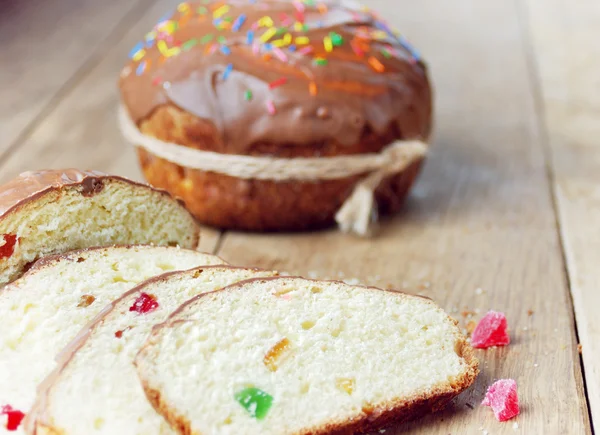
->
[119,106,428,236]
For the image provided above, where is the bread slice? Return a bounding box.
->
[0,246,224,434]
[0,169,200,285]
[30,266,278,435]
[135,278,479,435]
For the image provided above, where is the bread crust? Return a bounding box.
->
[136,142,424,231]
[135,277,479,435]
[0,170,190,225]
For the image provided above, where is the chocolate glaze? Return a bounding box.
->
[119,0,432,155]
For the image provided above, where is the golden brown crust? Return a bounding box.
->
[136,144,424,231]
[136,277,479,434]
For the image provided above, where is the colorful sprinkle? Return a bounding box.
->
[258,15,274,27]
[269,77,288,89]
[381,47,392,58]
[295,36,310,45]
[246,30,255,44]
[157,40,169,55]
[136,60,147,75]
[298,46,314,55]
[330,32,343,46]
[213,4,230,18]
[222,63,234,79]
[314,57,328,66]
[350,40,365,57]
[309,81,318,96]
[323,36,333,52]
[260,27,277,43]
[232,14,247,31]
[132,49,146,62]
[368,56,385,72]
[129,42,144,59]
[200,33,214,44]
[272,47,288,62]
[244,90,253,101]
[266,100,276,115]
[182,39,198,50]
[220,45,231,55]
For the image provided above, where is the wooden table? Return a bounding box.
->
[1,0,597,433]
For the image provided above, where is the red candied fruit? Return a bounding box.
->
[471,310,510,348]
[1,405,25,431]
[0,234,18,260]
[482,379,520,421]
[129,293,159,314]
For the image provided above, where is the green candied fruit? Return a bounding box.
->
[234,387,273,420]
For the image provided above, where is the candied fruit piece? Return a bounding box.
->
[336,378,355,395]
[1,405,25,431]
[263,338,291,372]
[482,379,520,421]
[234,387,273,420]
[471,310,510,348]
[0,234,18,260]
[77,294,96,308]
[129,293,159,314]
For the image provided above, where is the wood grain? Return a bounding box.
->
[0,0,593,432]
[0,0,221,252]
[523,0,600,428]
[0,0,156,156]
[216,0,591,433]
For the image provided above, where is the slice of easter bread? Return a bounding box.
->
[31,266,277,435]
[135,277,478,435]
[0,169,201,285]
[0,246,223,434]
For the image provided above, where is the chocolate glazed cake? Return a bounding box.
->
[119,0,432,232]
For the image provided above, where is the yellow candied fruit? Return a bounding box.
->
[336,378,355,395]
[272,286,294,297]
[263,337,292,371]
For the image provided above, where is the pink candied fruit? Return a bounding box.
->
[129,293,159,314]
[1,405,25,431]
[482,379,520,422]
[471,310,510,348]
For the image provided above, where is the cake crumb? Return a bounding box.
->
[533,363,539,367]
[466,320,477,336]
[527,309,534,316]
[475,287,483,295]
[577,343,583,354]
[307,271,319,279]
[513,422,519,430]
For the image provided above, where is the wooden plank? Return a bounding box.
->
[0,0,221,253]
[0,0,157,155]
[216,0,591,433]
[522,0,600,428]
